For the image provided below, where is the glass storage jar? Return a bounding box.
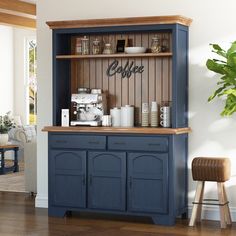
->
[103,43,112,54]
[151,36,161,53]
[92,38,101,55]
[81,36,89,55]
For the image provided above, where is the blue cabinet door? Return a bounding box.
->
[49,150,86,208]
[128,153,168,213]
[88,152,126,211]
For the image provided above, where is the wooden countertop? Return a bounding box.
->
[42,126,191,135]
[46,15,192,29]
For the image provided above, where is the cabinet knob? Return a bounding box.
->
[82,174,86,185]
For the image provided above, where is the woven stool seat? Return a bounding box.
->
[192,157,231,182]
[189,157,231,228]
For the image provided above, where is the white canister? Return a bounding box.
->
[121,105,134,127]
[102,115,112,126]
[110,107,121,127]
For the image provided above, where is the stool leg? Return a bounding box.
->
[222,184,232,225]
[189,181,204,226]
[217,182,226,228]
[196,181,205,222]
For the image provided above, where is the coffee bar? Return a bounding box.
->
[43,15,192,225]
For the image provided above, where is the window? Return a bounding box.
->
[26,38,37,125]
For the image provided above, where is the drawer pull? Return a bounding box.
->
[88,141,100,145]
[148,143,161,146]
[114,142,126,145]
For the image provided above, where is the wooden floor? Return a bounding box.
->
[0,192,236,236]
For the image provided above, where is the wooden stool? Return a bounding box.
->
[189,157,231,228]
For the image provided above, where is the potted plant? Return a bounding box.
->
[206,41,236,116]
[0,112,15,145]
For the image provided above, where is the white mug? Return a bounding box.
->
[160,120,170,128]
[160,106,170,113]
[160,113,170,120]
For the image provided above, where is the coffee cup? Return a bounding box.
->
[160,120,170,128]
[160,113,170,119]
[160,106,170,113]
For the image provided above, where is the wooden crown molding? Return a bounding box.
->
[46,15,192,29]
[0,11,36,29]
[0,0,36,16]
[0,0,36,29]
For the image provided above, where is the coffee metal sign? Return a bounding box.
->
[106,60,144,79]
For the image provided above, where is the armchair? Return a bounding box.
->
[8,126,37,193]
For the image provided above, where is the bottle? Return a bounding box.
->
[81,36,89,55]
[151,35,161,53]
[75,38,82,54]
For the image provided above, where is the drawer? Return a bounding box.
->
[49,134,106,150]
[108,136,168,152]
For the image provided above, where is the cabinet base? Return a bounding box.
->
[49,206,179,225]
[48,207,67,217]
[152,215,175,226]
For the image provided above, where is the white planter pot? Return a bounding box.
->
[0,133,9,145]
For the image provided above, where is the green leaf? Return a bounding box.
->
[223,88,236,96]
[206,59,225,75]
[227,52,236,71]
[223,65,236,78]
[211,44,224,51]
[220,94,236,116]
[208,85,227,101]
[210,43,227,58]
[227,41,236,56]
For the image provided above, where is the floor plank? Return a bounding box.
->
[0,191,235,236]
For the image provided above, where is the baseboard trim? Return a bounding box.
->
[188,205,236,222]
[35,194,48,208]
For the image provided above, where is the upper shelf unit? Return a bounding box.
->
[47,15,192,128]
[56,52,173,59]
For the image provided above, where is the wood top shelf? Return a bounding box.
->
[46,15,192,29]
[42,126,191,135]
[56,52,172,59]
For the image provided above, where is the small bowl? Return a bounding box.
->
[124,47,146,54]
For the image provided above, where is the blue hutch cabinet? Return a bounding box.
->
[44,15,192,225]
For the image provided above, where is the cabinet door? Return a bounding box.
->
[128,153,168,213]
[49,150,86,208]
[88,152,126,211]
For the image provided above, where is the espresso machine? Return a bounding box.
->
[70,88,107,126]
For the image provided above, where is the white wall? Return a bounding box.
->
[14,28,36,125]
[0,26,14,114]
[37,0,236,220]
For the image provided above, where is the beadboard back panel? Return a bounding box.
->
[70,32,172,125]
